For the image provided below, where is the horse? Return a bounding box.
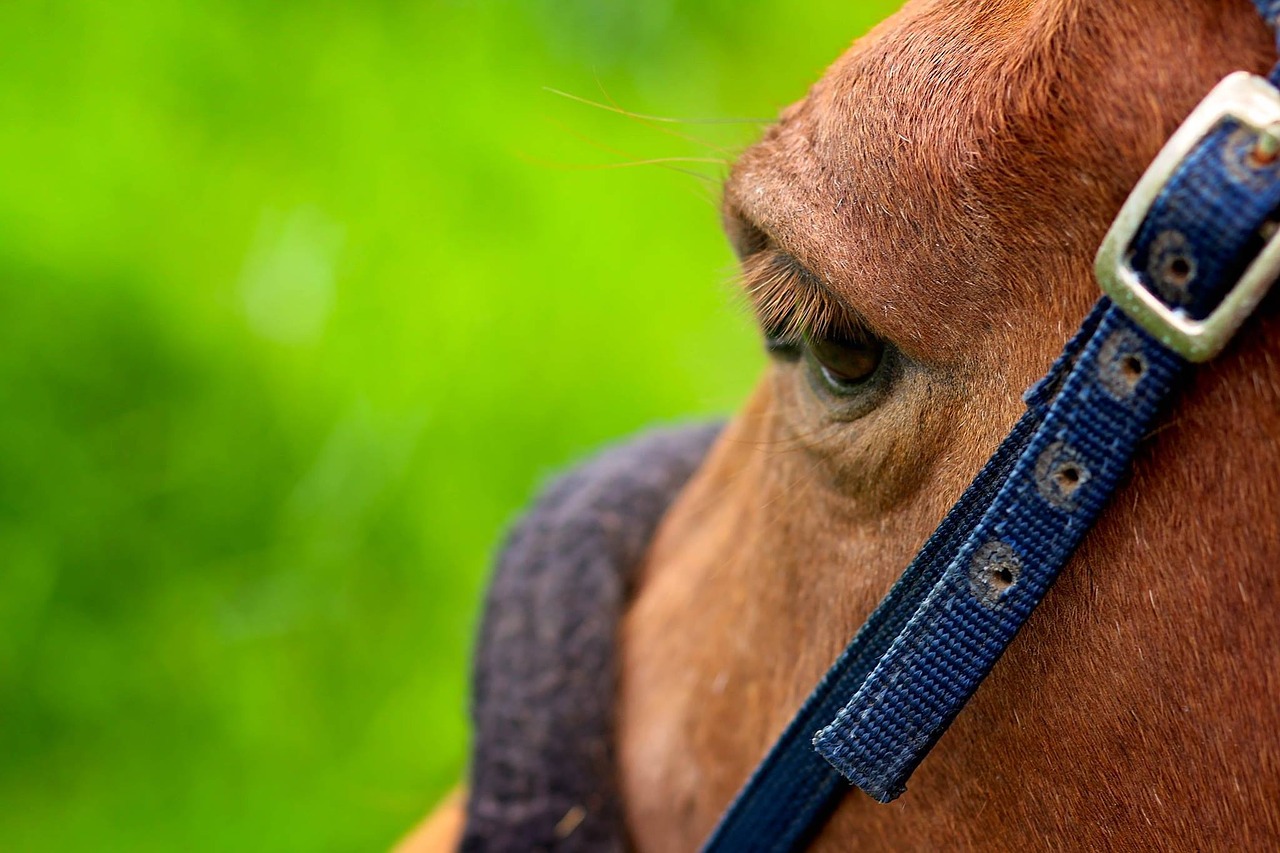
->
[407,0,1280,848]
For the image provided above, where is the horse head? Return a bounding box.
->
[412,1,1280,849]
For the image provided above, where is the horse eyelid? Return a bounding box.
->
[742,250,872,346]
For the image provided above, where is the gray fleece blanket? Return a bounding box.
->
[461,423,723,852]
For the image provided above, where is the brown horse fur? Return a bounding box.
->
[409,0,1280,849]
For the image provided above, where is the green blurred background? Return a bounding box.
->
[0,1,901,849]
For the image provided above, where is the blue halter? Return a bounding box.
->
[704,7,1280,851]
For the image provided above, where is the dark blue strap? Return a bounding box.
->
[1258,0,1280,41]
[700,309,1104,852]
[813,304,1183,799]
[816,112,1280,801]
[703,63,1280,853]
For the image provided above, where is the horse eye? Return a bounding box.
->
[806,331,884,392]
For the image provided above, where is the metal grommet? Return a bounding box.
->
[1034,441,1090,511]
[1097,328,1148,399]
[1225,124,1280,189]
[1251,127,1280,165]
[969,540,1021,608]
[1146,230,1196,306]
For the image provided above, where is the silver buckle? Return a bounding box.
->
[1095,71,1280,362]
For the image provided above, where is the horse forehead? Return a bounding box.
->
[726,3,1088,349]
[727,0,1272,265]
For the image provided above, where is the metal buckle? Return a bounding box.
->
[1095,71,1280,362]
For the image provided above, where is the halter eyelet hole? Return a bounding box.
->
[1162,254,1193,285]
[1120,354,1146,382]
[1054,463,1081,494]
[970,540,1022,607]
[1034,441,1089,510]
[1099,329,1148,399]
[1148,231,1197,302]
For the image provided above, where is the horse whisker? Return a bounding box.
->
[588,77,744,157]
[543,87,771,126]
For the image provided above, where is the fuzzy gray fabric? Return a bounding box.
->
[461,422,723,853]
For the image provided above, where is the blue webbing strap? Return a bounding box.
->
[699,310,1105,852]
[703,36,1280,853]
[1259,0,1280,37]
[816,105,1280,799]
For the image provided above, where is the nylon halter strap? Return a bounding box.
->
[704,9,1280,853]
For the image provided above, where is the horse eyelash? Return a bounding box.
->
[740,251,871,346]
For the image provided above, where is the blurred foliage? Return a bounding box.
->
[0,1,901,850]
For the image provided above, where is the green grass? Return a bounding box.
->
[0,2,901,849]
